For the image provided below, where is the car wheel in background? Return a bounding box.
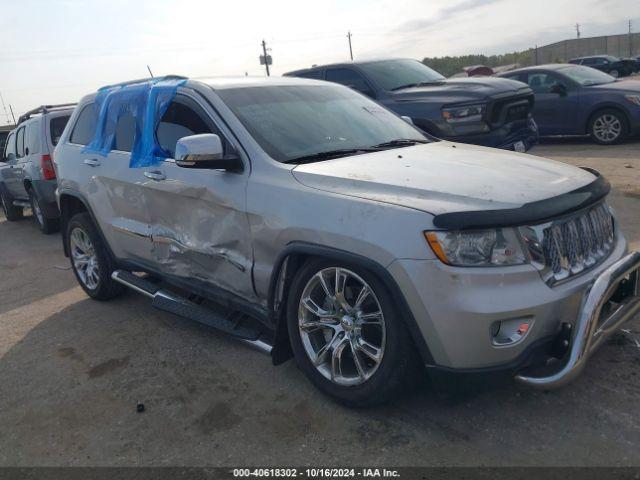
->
[66,212,125,301]
[589,109,627,145]
[0,187,24,221]
[28,188,58,234]
[287,259,421,407]
[609,69,619,78]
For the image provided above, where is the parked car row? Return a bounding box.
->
[1,62,639,406]
[286,58,640,146]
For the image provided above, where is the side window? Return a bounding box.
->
[114,112,135,152]
[296,70,324,80]
[26,122,40,155]
[70,104,98,146]
[526,72,560,94]
[504,73,525,83]
[50,115,70,146]
[16,127,25,158]
[325,68,374,97]
[156,96,226,158]
[582,58,596,66]
[3,132,16,162]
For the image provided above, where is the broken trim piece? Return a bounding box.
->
[432,171,610,230]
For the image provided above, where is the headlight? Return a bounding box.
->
[442,103,486,123]
[625,94,640,106]
[424,229,527,266]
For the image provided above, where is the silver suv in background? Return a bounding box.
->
[0,104,74,233]
[53,76,640,406]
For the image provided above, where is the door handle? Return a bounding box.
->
[83,158,101,167]
[144,171,166,181]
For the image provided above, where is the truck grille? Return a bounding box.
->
[541,203,614,282]
[488,94,534,125]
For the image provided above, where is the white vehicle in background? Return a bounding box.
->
[0,104,73,233]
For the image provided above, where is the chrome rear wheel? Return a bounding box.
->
[70,227,100,290]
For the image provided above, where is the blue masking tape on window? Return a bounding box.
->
[83,77,186,168]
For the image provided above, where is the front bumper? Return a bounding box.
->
[439,117,539,152]
[516,251,640,389]
[388,229,632,368]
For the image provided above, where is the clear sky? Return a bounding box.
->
[0,0,637,121]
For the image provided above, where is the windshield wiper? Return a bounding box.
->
[371,138,429,149]
[284,147,380,164]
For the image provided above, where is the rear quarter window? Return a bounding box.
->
[70,104,98,146]
[50,115,70,146]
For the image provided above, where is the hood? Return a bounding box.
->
[291,142,596,217]
[590,79,640,93]
[390,77,530,105]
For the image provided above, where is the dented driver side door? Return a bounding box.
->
[140,93,256,301]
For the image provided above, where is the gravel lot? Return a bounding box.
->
[0,139,639,467]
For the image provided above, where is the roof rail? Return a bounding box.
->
[17,103,77,125]
[98,75,188,92]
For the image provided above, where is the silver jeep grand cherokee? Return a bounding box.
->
[53,75,640,406]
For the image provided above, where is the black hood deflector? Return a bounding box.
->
[432,168,610,230]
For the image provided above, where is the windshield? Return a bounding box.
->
[216,84,428,163]
[358,59,446,91]
[559,65,616,86]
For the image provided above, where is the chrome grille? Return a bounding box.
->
[540,203,614,283]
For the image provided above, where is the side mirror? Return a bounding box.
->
[550,83,567,96]
[401,116,414,125]
[175,134,242,171]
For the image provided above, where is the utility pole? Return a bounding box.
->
[147,65,154,78]
[347,31,354,60]
[261,40,270,76]
[0,92,10,125]
[9,105,16,125]
[629,20,633,57]
[575,23,581,39]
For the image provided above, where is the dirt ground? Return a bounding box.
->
[0,139,639,467]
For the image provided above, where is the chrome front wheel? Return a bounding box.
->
[298,267,386,386]
[70,227,100,290]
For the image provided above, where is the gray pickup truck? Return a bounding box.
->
[0,104,73,233]
[53,76,640,406]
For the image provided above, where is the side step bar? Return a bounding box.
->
[111,270,271,352]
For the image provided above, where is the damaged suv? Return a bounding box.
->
[54,76,640,406]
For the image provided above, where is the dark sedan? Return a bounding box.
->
[569,55,635,78]
[499,64,640,144]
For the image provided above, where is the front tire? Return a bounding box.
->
[28,188,58,234]
[589,109,627,145]
[287,259,420,407]
[0,188,24,221]
[66,212,124,300]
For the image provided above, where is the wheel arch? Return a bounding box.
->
[268,242,435,367]
[58,190,112,259]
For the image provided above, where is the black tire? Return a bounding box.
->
[286,258,421,407]
[28,188,59,234]
[588,108,628,145]
[0,187,23,221]
[66,212,125,300]
[609,69,619,78]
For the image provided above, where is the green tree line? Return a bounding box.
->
[422,51,534,77]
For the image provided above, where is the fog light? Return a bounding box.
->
[492,317,533,346]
